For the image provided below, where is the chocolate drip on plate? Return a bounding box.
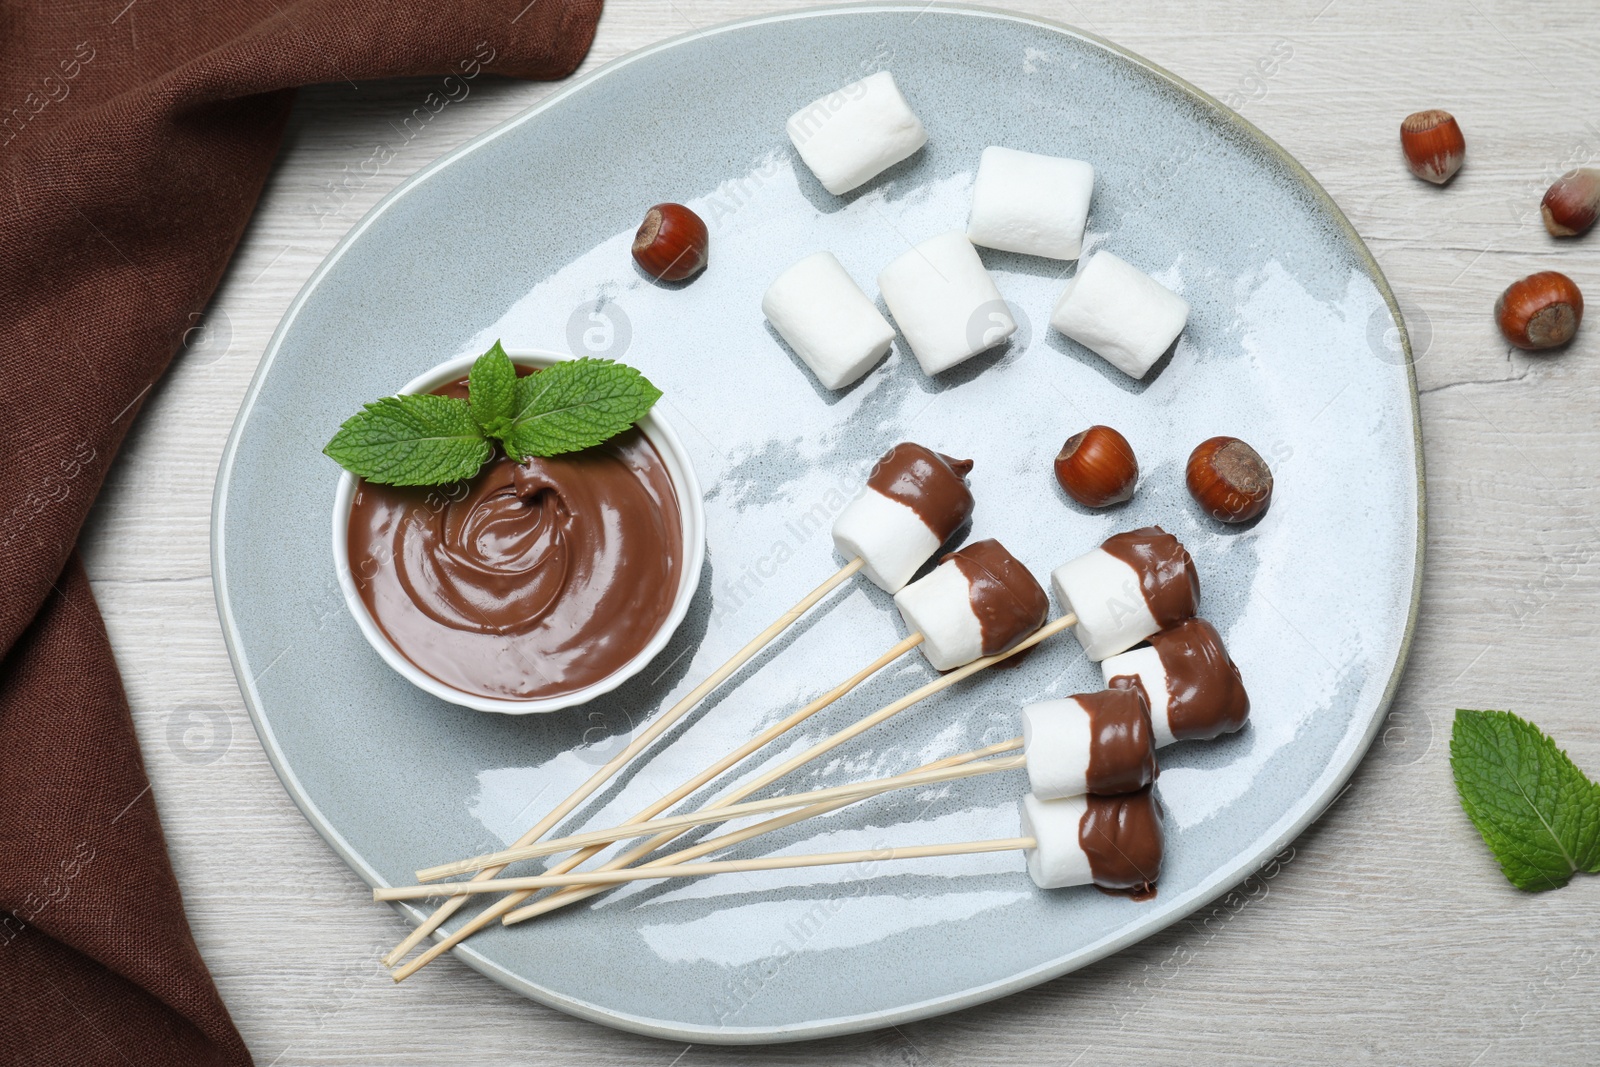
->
[1099,526,1200,627]
[945,538,1048,654]
[1076,688,1158,794]
[865,442,975,542]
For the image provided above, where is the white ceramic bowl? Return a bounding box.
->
[331,348,705,714]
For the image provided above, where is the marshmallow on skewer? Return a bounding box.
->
[878,231,1016,376]
[1021,688,1157,800]
[787,71,927,195]
[1019,788,1164,893]
[894,538,1048,671]
[763,252,895,389]
[966,146,1095,260]
[1051,526,1199,662]
[1050,250,1191,380]
[832,443,975,592]
[1102,618,1250,747]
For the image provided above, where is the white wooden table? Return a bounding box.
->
[80,0,1600,1062]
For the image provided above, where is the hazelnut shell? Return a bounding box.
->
[1495,271,1584,351]
[1054,425,1138,508]
[1186,437,1273,523]
[632,203,708,282]
[1400,109,1465,185]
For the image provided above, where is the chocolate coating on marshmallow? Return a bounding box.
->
[946,538,1048,655]
[1078,689,1158,795]
[1110,618,1249,742]
[1080,787,1164,897]
[865,443,975,543]
[1100,527,1200,627]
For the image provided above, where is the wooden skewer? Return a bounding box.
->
[389,613,1075,980]
[382,628,912,972]
[380,555,865,967]
[495,618,1074,929]
[417,753,1026,881]
[376,838,1035,901]
[500,736,1026,926]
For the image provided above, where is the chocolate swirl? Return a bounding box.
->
[1100,526,1200,627]
[1147,618,1249,741]
[1079,787,1164,898]
[865,442,974,542]
[945,538,1048,654]
[347,375,682,701]
[1077,688,1158,794]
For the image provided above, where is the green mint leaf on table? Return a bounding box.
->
[1450,709,1600,892]
[468,340,517,439]
[323,394,491,486]
[501,357,663,461]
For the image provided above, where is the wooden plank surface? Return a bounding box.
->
[77,0,1600,1062]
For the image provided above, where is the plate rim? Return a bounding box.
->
[211,0,1426,1044]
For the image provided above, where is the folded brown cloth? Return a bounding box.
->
[0,1,602,1062]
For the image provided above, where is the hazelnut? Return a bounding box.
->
[1495,271,1584,351]
[1400,109,1465,185]
[1187,437,1272,523]
[631,203,708,281]
[1054,425,1138,508]
[1541,169,1600,238]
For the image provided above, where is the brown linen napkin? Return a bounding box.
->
[0,1,602,1062]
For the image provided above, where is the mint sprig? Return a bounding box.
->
[323,341,661,486]
[468,339,518,439]
[502,355,663,461]
[1450,709,1600,892]
[323,394,491,487]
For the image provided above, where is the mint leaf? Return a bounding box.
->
[1450,709,1600,892]
[468,340,517,439]
[501,358,662,460]
[324,394,491,486]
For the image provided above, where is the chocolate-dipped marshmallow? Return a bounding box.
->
[1050,526,1199,661]
[1102,618,1249,747]
[893,538,1048,670]
[1021,689,1157,800]
[832,443,975,592]
[1019,787,1164,893]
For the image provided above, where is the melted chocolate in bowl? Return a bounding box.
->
[346,374,684,701]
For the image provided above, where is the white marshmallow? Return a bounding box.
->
[832,488,940,593]
[893,558,983,671]
[1020,699,1094,800]
[1100,646,1175,747]
[1050,250,1191,379]
[966,146,1095,260]
[1050,548,1160,661]
[786,71,927,196]
[878,231,1015,375]
[762,252,895,390]
[1018,793,1092,890]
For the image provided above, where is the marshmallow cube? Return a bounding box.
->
[966,147,1095,260]
[878,231,1016,375]
[832,488,940,593]
[1051,548,1160,661]
[1101,646,1175,746]
[786,71,928,195]
[763,252,895,390]
[1050,251,1191,380]
[893,558,983,671]
[1018,793,1093,890]
[1020,699,1094,800]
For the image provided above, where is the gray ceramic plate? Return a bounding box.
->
[213,3,1423,1044]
